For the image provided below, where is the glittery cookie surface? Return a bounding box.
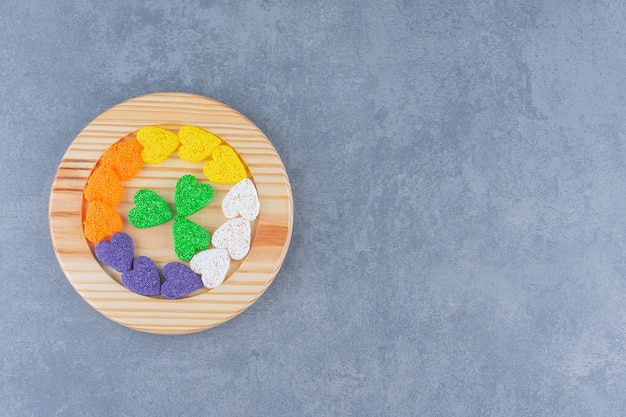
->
[121,256,161,296]
[190,248,231,289]
[84,165,124,206]
[203,145,247,184]
[99,139,143,181]
[174,174,214,217]
[173,217,211,261]
[128,189,174,228]
[95,232,134,272]
[136,126,180,164]
[178,125,221,163]
[161,262,203,299]
[84,202,123,243]
[222,178,260,221]
[211,217,251,260]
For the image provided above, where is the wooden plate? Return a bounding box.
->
[49,92,293,335]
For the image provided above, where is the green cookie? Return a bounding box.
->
[128,189,174,228]
[172,217,210,261]
[175,174,214,217]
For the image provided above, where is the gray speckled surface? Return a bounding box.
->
[1,1,626,415]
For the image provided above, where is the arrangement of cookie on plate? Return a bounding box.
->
[83,125,260,299]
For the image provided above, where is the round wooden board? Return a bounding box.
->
[49,92,293,335]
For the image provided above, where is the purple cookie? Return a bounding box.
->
[121,256,161,296]
[161,262,203,300]
[95,232,134,272]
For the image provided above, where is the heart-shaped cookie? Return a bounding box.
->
[95,232,134,272]
[203,145,247,184]
[99,139,143,181]
[84,202,123,243]
[136,126,180,164]
[121,256,161,296]
[211,217,251,261]
[189,248,231,289]
[178,125,221,163]
[161,262,203,299]
[174,174,214,217]
[172,217,210,261]
[128,189,173,228]
[222,178,260,221]
[84,165,124,206]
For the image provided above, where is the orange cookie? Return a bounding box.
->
[100,139,143,181]
[83,202,123,243]
[84,165,124,206]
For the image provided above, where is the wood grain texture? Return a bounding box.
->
[49,92,293,335]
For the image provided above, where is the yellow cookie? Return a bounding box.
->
[203,145,247,184]
[136,126,180,164]
[178,125,221,162]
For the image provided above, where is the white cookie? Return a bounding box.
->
[189,248,231,289]
[211,217,251,260]
[222,178,260,221]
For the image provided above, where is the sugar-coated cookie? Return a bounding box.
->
[211,217,251,261]
[189,248,231,289]
[178,125,221,163]
[136,126,180,164]
[222,178,260,221]
[203,145,247,184]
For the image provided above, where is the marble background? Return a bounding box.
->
[1,1,626,415]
